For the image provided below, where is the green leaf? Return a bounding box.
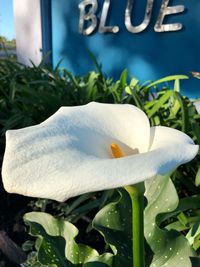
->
[174,79,180,92]
[92,189,133,267]
[173,92,189,132]
[119,69,128,88]
[24,220,68,266]
[130,77,139,88]
[83,253,114,267]
[177,212,189,227]
[24,212,112,266]
[195,167,200,187]
[63,193,95,216]
[169,98,180,119]
[86,72,98,101]
[144,175,196,267]
[144,75,189,90]
[147,90,173,118]
[186,220,200,250]
[192,122,200,145]
[157,196,200,224]
[125,86,132,95]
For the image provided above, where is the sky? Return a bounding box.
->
[0,0,15,40]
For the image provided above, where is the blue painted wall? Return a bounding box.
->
[41,0,52,62]
[51,0,200,97]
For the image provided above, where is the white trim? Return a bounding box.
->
[194,102,200,114]
[13,0,43,66]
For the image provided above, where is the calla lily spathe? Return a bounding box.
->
[2,102,199,201]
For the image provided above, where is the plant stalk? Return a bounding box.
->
[125,184,145,267]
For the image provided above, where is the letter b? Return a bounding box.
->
[79,0,98,35]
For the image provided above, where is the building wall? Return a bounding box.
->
[51,0,200,98]
[13,0,43,66]
[12,0,200,97]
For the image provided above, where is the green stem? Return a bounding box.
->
[125,184,145,267]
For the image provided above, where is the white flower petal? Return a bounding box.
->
[2,103,151,201]
[148,126,199,175]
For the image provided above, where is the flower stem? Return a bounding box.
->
[125,183,145,267]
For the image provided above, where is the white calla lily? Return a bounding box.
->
[2,102,199,202]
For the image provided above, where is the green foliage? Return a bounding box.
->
[93,189,133,267]
[23,212,112,267]
[23,176,199,267]
[145,175,196,266]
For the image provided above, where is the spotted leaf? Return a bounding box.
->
[144,175,196,267]
[92,189,134,267]
[24,212,112,266]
